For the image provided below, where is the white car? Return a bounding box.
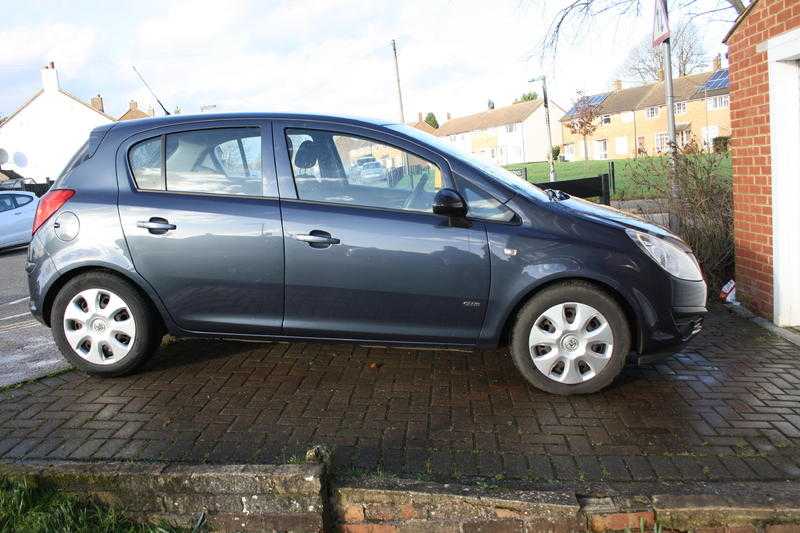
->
[0,191,39,249]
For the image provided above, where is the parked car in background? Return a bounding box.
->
[0,191,38,249]
[26,113,707,395]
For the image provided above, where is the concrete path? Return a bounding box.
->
[0,248,69,387]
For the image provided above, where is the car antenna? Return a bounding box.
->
[132,65,170,116]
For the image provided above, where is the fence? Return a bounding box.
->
[531,161,616,206]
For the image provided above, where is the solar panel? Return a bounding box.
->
[703,69,729,91]
[565,92,610,116]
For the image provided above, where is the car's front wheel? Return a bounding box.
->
[51,272,162,376]
[510,281,631,395]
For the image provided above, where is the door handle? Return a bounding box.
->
[137,217,176,235]
[295,230,340,247]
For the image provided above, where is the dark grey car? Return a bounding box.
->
[26,113,707,395]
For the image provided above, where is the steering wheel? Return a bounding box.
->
[402,172,431,211]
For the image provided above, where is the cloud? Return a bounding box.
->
[0,23,96,78]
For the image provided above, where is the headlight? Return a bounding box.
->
[625,229,703,281]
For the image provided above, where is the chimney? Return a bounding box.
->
[418,112,423,122]
[713,53,722,71]
[612,79,623,92]
[90,94,104,113]
[128,100,139,112]
[147,106,155,117]
[40,61,60,93]
[658,66,665,81]
[446,112,451,121]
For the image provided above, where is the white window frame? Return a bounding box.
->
[707,95,730,110]
[654,132,669,153]
[600,114,611,125]
[646,106,660,119]
[594,139,608,160]
[674,101,687,114]
[757,27,800,325]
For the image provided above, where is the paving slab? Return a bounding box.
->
[1,306,800,493]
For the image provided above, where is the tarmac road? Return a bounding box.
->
[0,247,69,387]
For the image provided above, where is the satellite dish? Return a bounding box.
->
[0,148,8,166]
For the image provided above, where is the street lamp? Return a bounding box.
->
[529,75,557,182]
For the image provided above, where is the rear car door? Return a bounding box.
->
[116,120,284,335]
[273,120,490,345]
[11,194,36,244]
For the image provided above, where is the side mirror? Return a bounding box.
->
[432,188,467,218]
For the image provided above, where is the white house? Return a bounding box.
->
[0,62,114,183]
[435,99,565,166]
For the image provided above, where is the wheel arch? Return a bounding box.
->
[495,275,643,353]
[42,263,172,333]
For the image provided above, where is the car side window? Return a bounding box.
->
[129,137,163,190]
[13,195,33,208]
[128,128,263,196]
[0,196,13,213]
[285,128,443,213]
[165,128,262,196]
[458,177,516,222]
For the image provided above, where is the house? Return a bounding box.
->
[409,113,437,134]
[435,99,565,166]
[724,0,800,327]
[0,62,115,183]
[560,62,731,161]
[118,100,154,121]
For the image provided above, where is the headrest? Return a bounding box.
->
[294,140,319,169]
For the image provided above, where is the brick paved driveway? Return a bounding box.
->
[2,306,800,489]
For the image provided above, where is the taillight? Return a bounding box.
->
[32,189,75,235]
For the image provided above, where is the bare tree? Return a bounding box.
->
[567,91,600,160]
[543,0,750,52]
[621,21,707,82]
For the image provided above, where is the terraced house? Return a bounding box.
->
[560,61,731,161]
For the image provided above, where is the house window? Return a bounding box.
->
[708,95,729,109]
[674,102,687,114]
[677,129,692,147]
[594,139,608,160]
[646,106,660,119]
[655,132,670,153]
[615,136,628,155]
[505,123,516,133]
[600,115,611,125]
[563,143,575,161]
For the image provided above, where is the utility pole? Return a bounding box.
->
[530,75,557,182]
[654,0,679,230]
[391,39,405,123]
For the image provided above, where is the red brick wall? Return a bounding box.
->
[726,0,800,318]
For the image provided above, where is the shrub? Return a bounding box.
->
[623,141,733,287]
[712,136,730,154]
[551,145,561,161]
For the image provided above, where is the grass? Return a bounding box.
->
[0,476,190,533]
[505,155,732,200]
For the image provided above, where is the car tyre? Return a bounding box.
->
[51,272,162,377]
[510,281,631,395]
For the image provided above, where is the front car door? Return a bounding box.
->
[116,120,284,335]
[274,120,490,345]
[0,194,17,247]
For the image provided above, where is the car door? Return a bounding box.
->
[116,120,284,335]
[0,194,17,247]
[11,194,37,245]
[273,120,490,345]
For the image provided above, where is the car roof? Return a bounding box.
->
[105,112,398,137]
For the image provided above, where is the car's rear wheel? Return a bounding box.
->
[510,281,631,395]
[51,272,162,376]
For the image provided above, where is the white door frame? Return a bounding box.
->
[759,28,800,326]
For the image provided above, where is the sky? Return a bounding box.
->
[0,0,738,123]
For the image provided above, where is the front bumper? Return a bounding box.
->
[635,276,707,359]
